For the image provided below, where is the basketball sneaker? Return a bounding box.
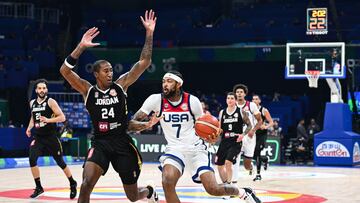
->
[253,174,262,181]
[264,156,270,171]
[239,187,262,203]
[30,187,44,198]
[146,180,159,203]
[70,181,77,199]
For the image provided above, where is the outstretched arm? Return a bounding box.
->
[116,10,157,91]
[60,27,100,97]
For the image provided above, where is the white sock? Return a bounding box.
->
[232,156,241,182]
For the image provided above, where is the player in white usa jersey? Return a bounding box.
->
[130,71,262,203]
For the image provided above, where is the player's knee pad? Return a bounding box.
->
[53,155,67,169]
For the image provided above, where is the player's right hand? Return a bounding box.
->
[80,27,100,48]
[147,111,163,128]
[236,134,244,142]
[26,128,31,137]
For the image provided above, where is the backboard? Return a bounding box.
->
[285,42,346,79]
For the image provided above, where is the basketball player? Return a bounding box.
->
[60,10,159,203]
[26,79,77,199]
[252,94,274,181]
[130,71,261,203]
[215,92,252,184]
[232,84,262,180]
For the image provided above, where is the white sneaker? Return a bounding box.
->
[146,180,159,203]
[240,187,262,203]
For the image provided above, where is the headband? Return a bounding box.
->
[163,73,183,85]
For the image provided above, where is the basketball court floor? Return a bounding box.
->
[0,163,359,203]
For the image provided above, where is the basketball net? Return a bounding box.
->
[305,70,320,88]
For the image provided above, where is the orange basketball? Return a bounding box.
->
[195,114,220,140]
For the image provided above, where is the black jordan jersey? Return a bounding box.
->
[85,82,128,140]
[31,97,56,136]
[220,106,244,140]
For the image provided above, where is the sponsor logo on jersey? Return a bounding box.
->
[109,89,117,97]
[163,113,189,122]
[316,141,350,157]
[353,142,360,163]
[98,122,109,132]
[109,122,121,130]
[164,103,169,109]
[181,103,188,111]
[234,113,238,118]
[95,97,119,105]
[95,92,99,98]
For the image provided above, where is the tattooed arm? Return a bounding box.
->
[128,110,162,132]
[242,110,253,135]
[116,10,157,92]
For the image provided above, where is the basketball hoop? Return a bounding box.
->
[305,70,320,88]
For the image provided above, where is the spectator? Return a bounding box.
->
[292,119,309,164]
[307,118,320,158]
[307,118,320,137]
[59,120,73,138]
[201,101,211,115]
[268,119,282,136]
[8,120,15,128]
[297,119,308,144]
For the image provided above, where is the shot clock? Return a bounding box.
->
[306,8,328,35]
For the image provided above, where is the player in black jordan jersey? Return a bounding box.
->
[215,92,252,184]
[26,79,77,199]
[252,94,274,181]
[60,10,158,203]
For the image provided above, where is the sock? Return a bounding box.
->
[35,178,42,189]
[256,156,261,174]
[146,185,153,199]
[68,176,76,185]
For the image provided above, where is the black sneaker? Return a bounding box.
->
[30,187,44,198]
[253,174,262,181]
[242,187,262,203]
[264,156,270,171]
[70,181,77,199]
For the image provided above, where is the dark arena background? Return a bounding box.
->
[0,0,359,202]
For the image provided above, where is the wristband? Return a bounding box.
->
[64,55,77,69]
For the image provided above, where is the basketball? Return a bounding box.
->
[195,114,220,140]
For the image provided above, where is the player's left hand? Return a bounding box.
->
[39,116,48,123]
[140,10,157,33]
[247,129,255,138]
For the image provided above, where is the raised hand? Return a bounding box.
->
[79,27,100,48]
[140,10,157,33]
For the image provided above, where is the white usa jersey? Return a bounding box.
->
[140,92,203,149]
[238,101,260,132]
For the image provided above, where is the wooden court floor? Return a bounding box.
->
[0,163,359,203]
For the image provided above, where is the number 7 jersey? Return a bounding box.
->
[85,82,128,139]
[140,92,203,148]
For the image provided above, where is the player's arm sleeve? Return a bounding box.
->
[190,96,204,120]
[139,94,161,115]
